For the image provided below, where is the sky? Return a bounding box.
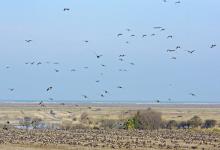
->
[0,0,219,103]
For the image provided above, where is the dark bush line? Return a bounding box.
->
[123,109,218,130]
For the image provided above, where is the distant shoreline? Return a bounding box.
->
[0,101,220,108]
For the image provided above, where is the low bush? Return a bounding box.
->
[166,120,178,129]
[202,119,217,128]
[187,116,203,128]
[125,108,162,130]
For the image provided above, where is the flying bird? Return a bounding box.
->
[63,8,70,11]
[189,93,196,96]
[46,87,53,91]
[167,49,176,52]
[176,46,181,49]
[117,33,123,37]
[210,44,216,48]
[25,40,32,43]
[82,95,88,99]
[8,88,14,92]
[187,50,196,54]
[142,34,147,38]
[153,26,162,29]
[167,35,173,39]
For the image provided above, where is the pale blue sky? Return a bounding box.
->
[0,0,219,103]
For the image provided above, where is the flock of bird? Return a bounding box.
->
[2,1,218,105]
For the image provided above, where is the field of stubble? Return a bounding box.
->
[0,103,220,150]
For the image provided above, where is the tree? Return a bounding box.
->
[187,116,203,128]
[133,108,162,130]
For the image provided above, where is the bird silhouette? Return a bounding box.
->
[176,46,181,49]
[167,35,173,39]
[25,40,32,43]
[117,86,123,89]
[82,95,88,99]
[9,88,14,92]
[119,54,126,57]
[167,49,176,52]
[153,26,162,29]
[117,33,123,37]
[210,44,216,48]
[46,87,53,91]
[63,8,70,11]
[187,50,196,54]
[189,93,196,96]
[142,34,147,38]
[71,69,76,72]
[54,69,59,72]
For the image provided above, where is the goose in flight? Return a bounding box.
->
[54,69,59,72]
[126,28,131,32]
[82,95,88,99]
[187,50,196,54]
[63,8,70,11]
[117,33,123,37]
[151,33,156,36]
[119,58,124,61]
[46,87,53,91]
[142,34,147,38]
[210,44,216,48]
[167,49,176,52]
[119,54,126,57]
[9,88,14,92]
[153,26,162,29]
[117,86,123,89]
[176,46,181,49]
[25,40,32,43]
[189,93,196,96]
[167,35,173,39]
[37,62,42,65]
[170,57,177,60]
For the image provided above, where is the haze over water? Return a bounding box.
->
[0,0,219,103]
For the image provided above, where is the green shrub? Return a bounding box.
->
[187,116,203,128]
[127,108,162,130]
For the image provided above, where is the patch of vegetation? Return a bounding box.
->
[125,108,162,130]
[202,119,217,128]
[187,116,203,128]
